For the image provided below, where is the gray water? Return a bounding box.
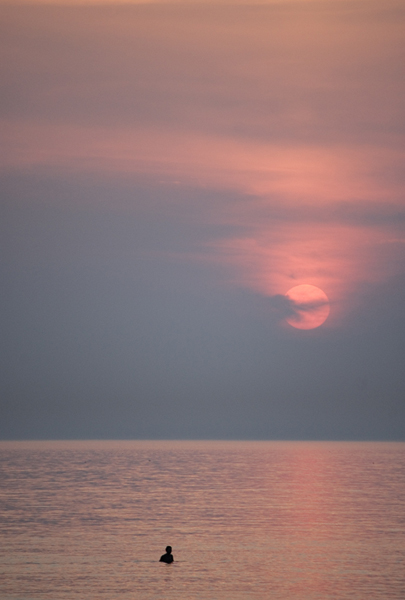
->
[0,440,404,599]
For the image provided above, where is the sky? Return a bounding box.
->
[1,0,405,440]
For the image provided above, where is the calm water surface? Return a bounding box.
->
[0,441,404,599]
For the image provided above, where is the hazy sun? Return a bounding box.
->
[285,284,330,330]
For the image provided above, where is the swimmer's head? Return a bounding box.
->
[165,546,172,553]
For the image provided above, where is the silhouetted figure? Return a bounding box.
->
[159,546,174,563]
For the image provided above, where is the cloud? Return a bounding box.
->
[1,0,404,326]
[2,1,404,144]
[268,294,296,319]
[269,292,330,324]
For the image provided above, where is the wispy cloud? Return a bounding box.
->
[269,292,329,321]
[2,0,404,322]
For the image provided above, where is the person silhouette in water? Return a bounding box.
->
[159,546,174,563]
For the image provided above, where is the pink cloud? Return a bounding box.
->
[2,0,404,324]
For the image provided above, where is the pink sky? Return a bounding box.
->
[2,0,405,325]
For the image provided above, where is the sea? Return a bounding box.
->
[0,440,404,600]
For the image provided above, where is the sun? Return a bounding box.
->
[285,284,330,330]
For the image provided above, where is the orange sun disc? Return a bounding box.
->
[285,284,330,330]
